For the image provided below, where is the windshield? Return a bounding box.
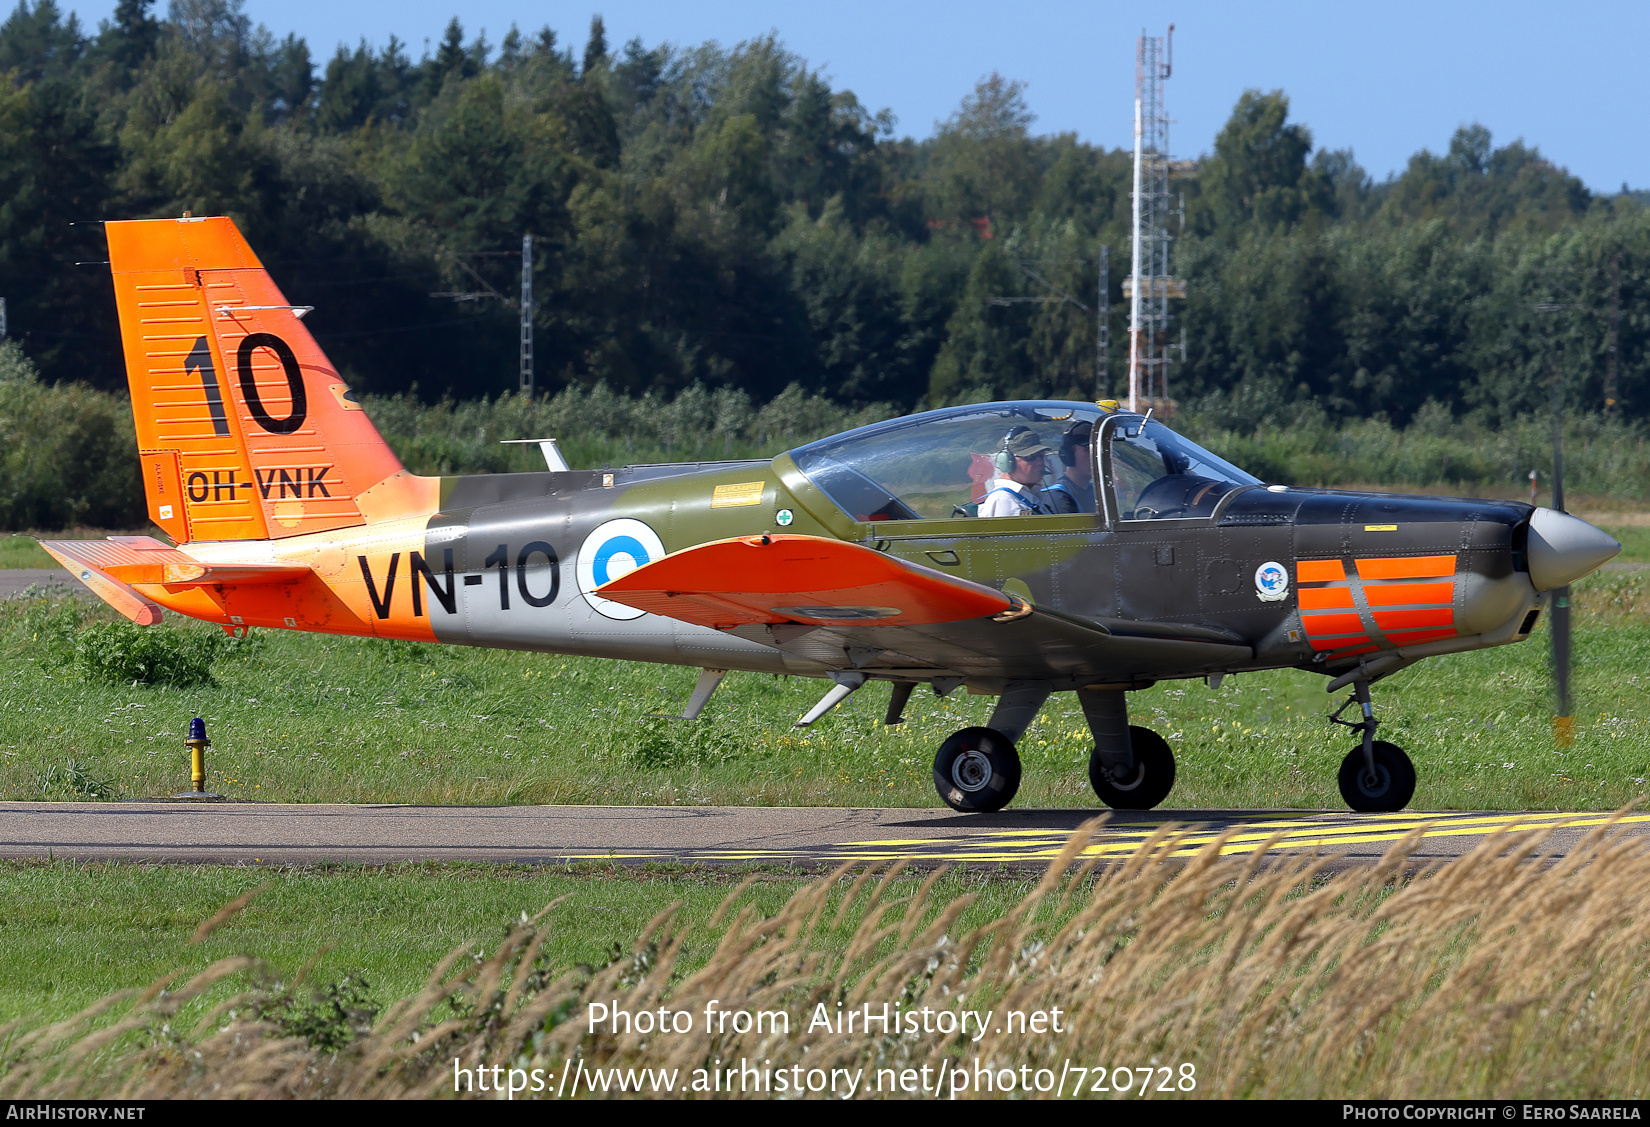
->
[1109,418,1261,520]
[790,401,1103,521]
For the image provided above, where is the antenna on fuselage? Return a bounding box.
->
[501,438,570,472]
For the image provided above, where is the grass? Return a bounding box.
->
[1600,521,1650,562]
[0,534,58,569]
[0,859,1044,1030]
[0,521,1643,812]
[0,558,1646,812]
[4,819,1648,1098]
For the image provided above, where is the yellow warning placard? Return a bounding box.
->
[711,481,766,508]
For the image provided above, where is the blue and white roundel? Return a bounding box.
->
[577,518,666,620]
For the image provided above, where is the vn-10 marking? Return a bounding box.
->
[42,216,1622,814]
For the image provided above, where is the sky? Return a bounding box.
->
[62,0,1650,193]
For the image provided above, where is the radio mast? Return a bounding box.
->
[519,234,534,400]
[1126,26,1185,413]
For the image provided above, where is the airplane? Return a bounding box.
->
[41,215,1623,815]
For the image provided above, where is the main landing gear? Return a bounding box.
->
[1078,687,1176,810]
[921,675,1418,815]
[1330,681,1416,813]
[931,680,1046,813]
[928,682,1181,813]
[933,727,1022,813]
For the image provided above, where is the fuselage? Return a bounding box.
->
[154,436,1549,690]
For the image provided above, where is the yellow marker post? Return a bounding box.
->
[171,717,225,801]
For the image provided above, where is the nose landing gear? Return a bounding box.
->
[1331,680,1416,812]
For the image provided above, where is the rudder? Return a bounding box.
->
[106,216,433,543]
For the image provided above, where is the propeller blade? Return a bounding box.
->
[1551,585,1573,746]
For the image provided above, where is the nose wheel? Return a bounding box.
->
[1337,740,1416,812]
[1330,681,1416,812]
[933,727,1021,813]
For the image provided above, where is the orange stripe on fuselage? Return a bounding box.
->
[1362,581,1455,606]
[1382,627,1457,645]
[1295,556,1461,654]
[1372,608,1454,630]
[1356,555,1457,580]
[1300,612,1363,636]
[1311,639,1378,655]
[1298,586,1355,610]
[1297,559,1346,583]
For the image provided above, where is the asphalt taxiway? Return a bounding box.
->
[2,802,1645,867]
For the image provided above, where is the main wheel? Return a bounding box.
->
[1337,740,1416,812]
[933,727,1021,813]
[1090,725,1177,810]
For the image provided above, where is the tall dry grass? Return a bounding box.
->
[3,818,1648,1099]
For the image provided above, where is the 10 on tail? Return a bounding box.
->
[106,216,429,544]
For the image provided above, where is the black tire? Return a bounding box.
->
[933,727,1021,813]
[1090,725,1177,810]
[1337,740,1416,813]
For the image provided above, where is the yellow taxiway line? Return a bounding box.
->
[680,811,1650,865]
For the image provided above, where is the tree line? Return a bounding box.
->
[0,0,1646,434]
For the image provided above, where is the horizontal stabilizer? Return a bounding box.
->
[40,538,311,619]
[595,534,1012,628]
[37,540,163,626]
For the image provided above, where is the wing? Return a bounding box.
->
[593,532,1014,626]
[597,534,1252,685]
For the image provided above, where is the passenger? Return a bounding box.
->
[978,427,1054,517]
[1044,419,1096,514]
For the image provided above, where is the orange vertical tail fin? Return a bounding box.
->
[107,216,434,543]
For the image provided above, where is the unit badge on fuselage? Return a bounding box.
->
[1254,561,1290,602]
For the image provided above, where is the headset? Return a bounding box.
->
[1059,419,1093,463]
[993,426,1030,475]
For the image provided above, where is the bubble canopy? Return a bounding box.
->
[787,401,1260,523]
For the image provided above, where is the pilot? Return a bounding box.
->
[1043,419,1096,514]
[978,427,1054,517]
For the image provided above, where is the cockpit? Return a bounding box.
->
[788,400,1261,524]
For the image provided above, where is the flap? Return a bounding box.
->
[595,534,1012,627]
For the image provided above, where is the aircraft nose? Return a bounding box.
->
[1525,508,1621,590]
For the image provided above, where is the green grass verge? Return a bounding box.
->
[0,570,1645,812]
[0,535,57,569]
[0,860,1041,1029]
[0,524,1644,812]
[1600,522,1650,562]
